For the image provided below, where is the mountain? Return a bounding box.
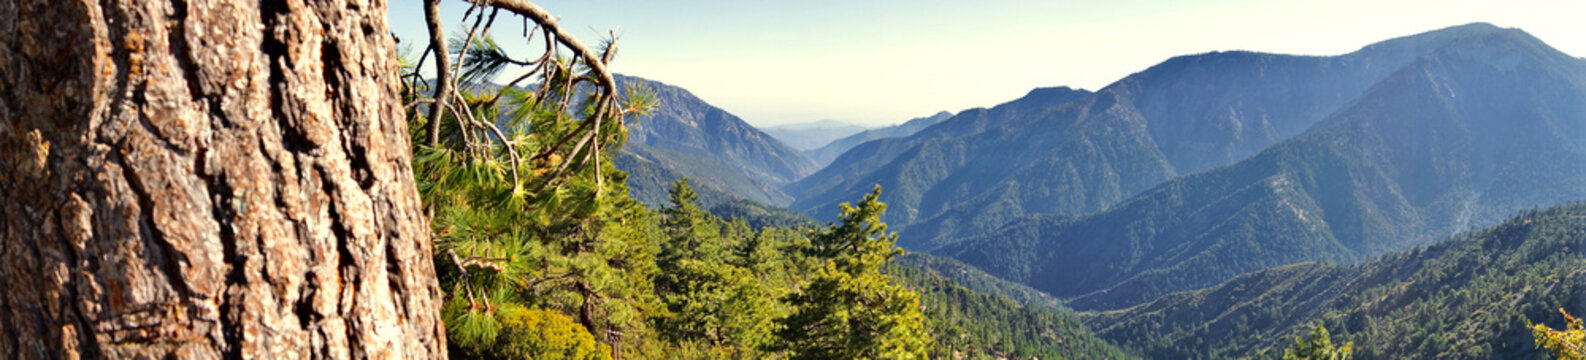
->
[786,86,1092,233]
[935,25,1586,310]
[1085,203,1586,359]
[804,111,955,166]
[762,120,872,151]
[791,25,1515,250]
[768,119,864,130]
[615,74,817,206]
[615,144,790,206]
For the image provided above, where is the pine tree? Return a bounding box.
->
[664,179,705,232]
[1284,324,1353,360]
[410,16,658,357]
[654,179,778,354]
[1532,308,1586,360]
[775,186,931,359]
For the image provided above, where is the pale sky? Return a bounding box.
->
[389,0,1586,127]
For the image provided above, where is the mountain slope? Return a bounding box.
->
[891,255,1135,360]
[805,111,954,166]
[615,144,791,206]
[615,74,817,206]
[790,23,1521,250]
[935,26,1586,310]
[787,86,1092,232]
[762,120,871,151]
[1085,203,1586,359]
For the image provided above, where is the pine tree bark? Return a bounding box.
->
[0,0,445,358]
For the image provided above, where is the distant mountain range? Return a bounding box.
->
[612,75,959,209]
[597,22,1586,360]
[761,120,872,151]
[800,111,954,166]
[934,24,1586,310]
[789,24,1536,251]
[597,23,1585,360]
[614,74,817,206]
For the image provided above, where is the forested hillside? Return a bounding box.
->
[14,0,1583,358]
[401,25,1129,358]
[614,74,816,206]
[936,25,1586,310]
[894,263,1134,360]
[895,253,1068,310]
[1086,203,1586,359]
[616,143,788,207]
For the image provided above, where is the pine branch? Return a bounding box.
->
[423,0,452,146]
[468,0,618,96]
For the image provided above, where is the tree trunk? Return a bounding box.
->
[0,0,445,358]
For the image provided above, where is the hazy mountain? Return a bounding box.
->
[935,25,1586,310]
[804,111,955,166]
[615,74,817,206]
[1086,203,1586,359]
[762,120,871,151]
[790,24,1513,249]
[768,119,865,130]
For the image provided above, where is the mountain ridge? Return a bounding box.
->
[934,25,1586,310]
[762,120,871,151]
[615,74,817,206]
[788,24,1529,250]
[804,111,955,166]
[786,86,1094,229]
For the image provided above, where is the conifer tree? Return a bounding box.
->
[407,5,658,356]
[1532,308,1586,360]
[1284,324,1353,360]
[655,179,778,354]
[775,186,931,359]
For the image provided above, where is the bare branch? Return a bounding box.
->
[423,0,452,146]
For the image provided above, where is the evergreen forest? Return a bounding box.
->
[3,1,1582,359]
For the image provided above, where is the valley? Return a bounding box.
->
[13,1,1580,357]
[607,22,1586,359]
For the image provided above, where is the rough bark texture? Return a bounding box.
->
[0,0,445,358]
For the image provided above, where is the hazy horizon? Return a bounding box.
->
[389,0,1586,127]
